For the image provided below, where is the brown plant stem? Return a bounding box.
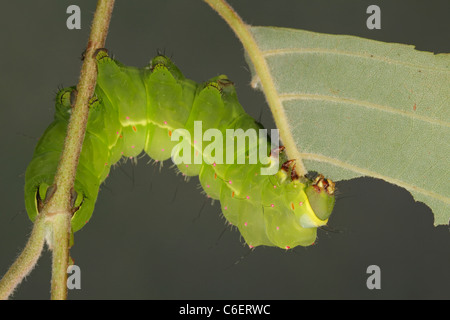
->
[203,0,307,176]
[48,0,115,300]
[0,0,115,300]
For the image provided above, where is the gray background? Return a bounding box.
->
[0,0,448,299]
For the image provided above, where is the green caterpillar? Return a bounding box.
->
[24,50,335,249]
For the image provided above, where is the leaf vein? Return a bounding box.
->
[280,93,449,128]
[262,48,450,73]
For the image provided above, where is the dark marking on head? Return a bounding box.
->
[281,159,295,172]
[94,48,109,60]
[70,89,78,108]
[290,163,299,181]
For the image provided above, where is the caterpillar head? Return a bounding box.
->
[305,174,336,222]
[275,161,335,229]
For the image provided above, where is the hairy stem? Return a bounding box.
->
[49,213,71,300]
[0,0,115,300]
[0,213,47,300]
[203,0,307,176]
[46,0,115,300]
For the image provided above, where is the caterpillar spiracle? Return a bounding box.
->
[24,50,336,249]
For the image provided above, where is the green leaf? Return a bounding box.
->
[246,27,450,226]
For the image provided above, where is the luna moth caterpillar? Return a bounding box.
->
[24,49,335,249]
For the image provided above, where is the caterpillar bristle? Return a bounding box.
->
[147,159,164,172]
